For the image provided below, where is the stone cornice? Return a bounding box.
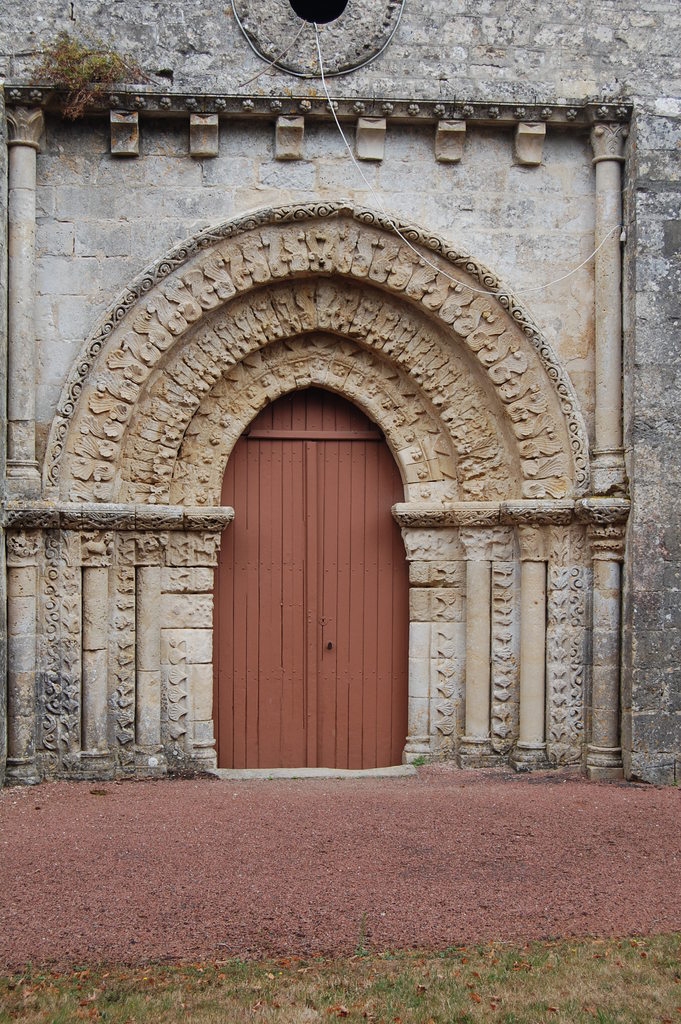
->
[3,88,632,130]
[393,498,631,529]
[575,497,630,525]
[3,501,235,532]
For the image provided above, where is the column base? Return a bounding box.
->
[510,741,548,772]
[5,757,40,785]
[591,449,627,496]
[6,461,41,498]
[402,735,430,763]
[586,745,624,780]
[458,736,504,768]
[134,747,168,777]
[79,750,116,780]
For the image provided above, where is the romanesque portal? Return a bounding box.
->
[5,202,628,782]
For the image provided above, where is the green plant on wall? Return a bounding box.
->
[31,31,148,119]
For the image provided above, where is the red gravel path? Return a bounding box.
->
[0,766,679,969]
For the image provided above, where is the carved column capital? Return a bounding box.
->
[80,530,114,567]
[588,523,626,561]
[516,525,547,562]
[459,525,511,561]
[7,107,44,151]
[6,530,40,566]
[590,123,628,164]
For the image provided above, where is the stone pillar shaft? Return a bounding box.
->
[586,521,626,779]
[591,559,621,748]
[6,531,40,784]
[511,524,548,770]
[136,565,162,749]
[591,123,627,494]
[518,560,546,746]
[6,108,43,492]
[464,559,491,739]
[82,566,110,755]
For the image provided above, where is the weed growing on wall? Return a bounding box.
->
[31,31,148,119]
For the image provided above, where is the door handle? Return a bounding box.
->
[327,641,334,650]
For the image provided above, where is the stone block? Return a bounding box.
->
[356,118,386,161]
[435,120,466,163]
[161,593,214,629]
[162,567,214,594]
[408,657,431,700]
[409,621,431,660]
[275,116,305,160]
[410,588,464,622]
[189,114,219,158]
[110,112,139,157]
[189,663,213,719]
[514,123,546,166]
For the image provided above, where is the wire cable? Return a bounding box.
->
[314,23,622,298]
[237,21,307,88]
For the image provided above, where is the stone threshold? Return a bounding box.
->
[208,765,417,780]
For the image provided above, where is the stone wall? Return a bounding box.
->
[1,0,680,781]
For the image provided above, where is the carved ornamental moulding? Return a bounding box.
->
[3,86,632,129]
[44,202,590,508]
[232,0,405,77]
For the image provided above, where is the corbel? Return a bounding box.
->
[356,117,386,161]
[435,120,466,163]
[110,111,139,157]
[189,113,219,158]
[514,122,546,167]
[275,115,305,160]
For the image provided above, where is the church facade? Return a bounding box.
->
[0,0,678,783]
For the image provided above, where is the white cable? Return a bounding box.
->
[314,23,621,299]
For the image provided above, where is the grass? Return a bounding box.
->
[31,31,148,119]
[0,935,679,1023]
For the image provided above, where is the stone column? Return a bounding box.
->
[511,525,548,770]
[6,530,40,784]
[136,564,162,753]
[80,532,113,772]
[6,108,44,495]
[590,122,628,495]
[133,534,167,771]
[576,498,630,779]
[458,528,498,766]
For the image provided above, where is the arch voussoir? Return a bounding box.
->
[46,203,589,505]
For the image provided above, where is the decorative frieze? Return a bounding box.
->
[5,86,631,130]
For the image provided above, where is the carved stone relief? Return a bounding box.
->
[37,531,82,775]
[47,205,588,507]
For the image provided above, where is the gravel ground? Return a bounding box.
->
[0,765,679,969]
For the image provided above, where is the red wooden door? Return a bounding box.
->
[214,388,409,769]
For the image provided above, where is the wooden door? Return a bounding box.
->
[214,387,409,769]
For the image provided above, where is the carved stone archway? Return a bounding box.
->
[6,203,609,785]
[46,203,588,502]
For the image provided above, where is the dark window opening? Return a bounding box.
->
[288,0,349,25]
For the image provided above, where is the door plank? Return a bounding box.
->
[215,387,409,769]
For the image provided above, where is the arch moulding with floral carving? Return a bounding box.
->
[44,202,590,505]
